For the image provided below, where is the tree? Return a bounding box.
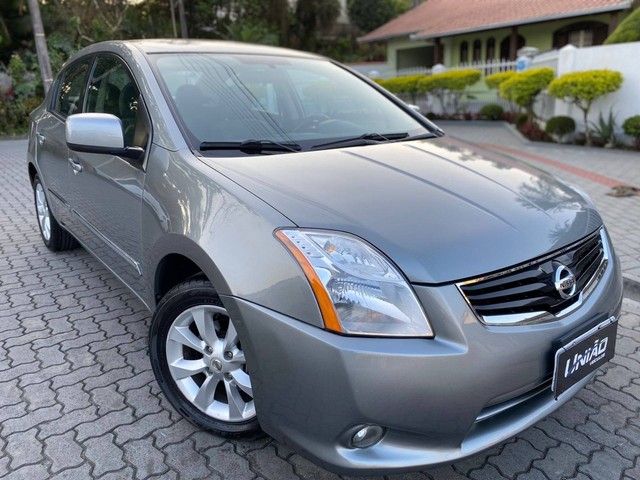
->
[291,0,340,51]
[604,7,640,44]
[485,71,516,90]
[499,67,554,120]
[348,0,396,33]
[422,69,481,115]
[547,69,623,145]
[26,0,52,93]
[375,74,426,104]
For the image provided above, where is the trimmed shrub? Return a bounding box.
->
[623,115,640,148]
[421,69,481,115]
[545,116,576,141]
[375,74,426,104]
[479,103,504,120]
[515,113,528,126]
[605,8,640,44]
[485,71,516,90]
[499,67,554,119]
[622,115,640,138]
[548,70,623,145]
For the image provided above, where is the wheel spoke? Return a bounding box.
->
[223,320,238,350]
[169,326,206,354]
[193,374,220,411]
[229,349,245,364]
[192,308,219,347]
[225,379,246,419]
[231,370,252,397]
[169,358,207,380]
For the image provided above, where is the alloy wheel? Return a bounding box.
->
[165,304,255,422]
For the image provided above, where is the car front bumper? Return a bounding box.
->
[222,255,622,475]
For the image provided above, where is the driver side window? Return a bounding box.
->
[86,56,149,149]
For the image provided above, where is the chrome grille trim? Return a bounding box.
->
[457,228,609,326]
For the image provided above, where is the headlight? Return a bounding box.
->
[276,229,433,337]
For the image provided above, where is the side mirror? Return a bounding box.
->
[66,113,144,161]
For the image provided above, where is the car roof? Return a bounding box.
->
[80,39,326,60]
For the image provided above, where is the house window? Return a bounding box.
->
[553,22,608,49]
[460,41,468,64]
[500,35,525,60]
[569,29,594,47]
[486,38,495,61]
[473,39,482,62]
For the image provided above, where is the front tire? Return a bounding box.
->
[149,278,259,435]
[33,174,77,251]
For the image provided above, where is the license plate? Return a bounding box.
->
[552,316,617,398]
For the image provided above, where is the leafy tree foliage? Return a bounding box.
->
[604,8,640,44]
[290,0,340,51]
[375,74,426,103]
[547,69,623,144]
[422,69,481,114]
[499,67,554,119]
[348,0,396,33]
[485,71,516,90]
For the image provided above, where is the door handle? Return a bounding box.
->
[36,132,46,145]
[68,157,83,174]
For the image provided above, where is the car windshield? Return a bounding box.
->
[150,53,431,155]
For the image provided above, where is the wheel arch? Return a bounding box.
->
[151,235,231,307]
[28,162,38,187]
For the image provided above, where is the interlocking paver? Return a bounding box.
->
[84,433,126,477]
[579,448,633,479]
[122,437,169,479]
[1,136,639,479]
[247,445,299,480]
[112,410,173,445]
[532,443,587,479]
[488,439,543,478]
[44,431,83,473]
[164,438,212,479]
[6,428,44,470]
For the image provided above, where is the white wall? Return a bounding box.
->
[551,43,640,130]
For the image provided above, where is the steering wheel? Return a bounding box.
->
[293,114,330,132]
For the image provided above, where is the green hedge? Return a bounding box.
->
[485,71,516,90]
[479,104,504,120]
[545,116,576,140]
[623,115,640,139]
[499,67,554,118]
[374,74,426,103]
[422,69,481,91]
[605,8,640,44]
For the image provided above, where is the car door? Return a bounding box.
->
[35,58,92,226]
[66,54,151,288]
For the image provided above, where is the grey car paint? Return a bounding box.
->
[204,139,602,284]
[27,40,623,474]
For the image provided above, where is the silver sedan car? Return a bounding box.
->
[27,40,622,475]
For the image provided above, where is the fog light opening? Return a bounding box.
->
[350,425,385,448]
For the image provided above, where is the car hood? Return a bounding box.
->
[202,138,602,284]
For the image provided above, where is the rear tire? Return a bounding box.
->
[149,278,259,435]
[33,175,77,251]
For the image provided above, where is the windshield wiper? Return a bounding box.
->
[310,131,437,150]
[200,139,301,154]
[311,132,408,150]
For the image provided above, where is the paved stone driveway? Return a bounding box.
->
[1,139,639,479]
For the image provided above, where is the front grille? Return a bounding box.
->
[459,228,608,325]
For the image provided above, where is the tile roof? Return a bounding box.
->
[359,0,632,42]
